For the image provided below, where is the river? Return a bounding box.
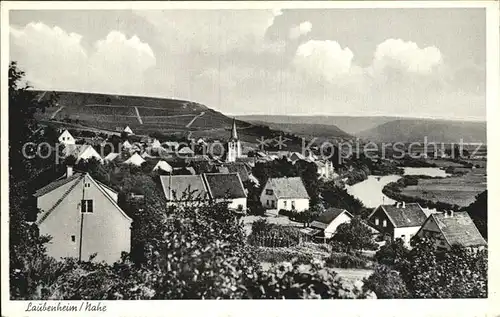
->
[346,167,450,208]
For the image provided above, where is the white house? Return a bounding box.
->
[64,144,103,164]
[368,202,428,246]
[203,173,247,213]
[310,208,354,240]
[104,152,120,163]
[34,166,132,264]
[260,177,310,212]
[58,130,76,145]
[153,160,173,173]
[123,153,146,166]
[415,211,487,251]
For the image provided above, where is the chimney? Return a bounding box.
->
[449,210,454,217]
[396,202,401,208]
[443,210,448,218]
[66,165,74,178]
[402,201,406,208]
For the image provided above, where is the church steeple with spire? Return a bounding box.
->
[226,118,242,162]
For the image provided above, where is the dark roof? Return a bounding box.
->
[34,173,83,197]
[380,203,427,228]
[431,212,487,247]
[315,208,352,224]
[267,177,309,199]
[219,163,250,182]
[160,175,209,201]
[204,173,246,199]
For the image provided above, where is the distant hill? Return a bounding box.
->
[247,121,351,140]
[237,115,399,134]
[33,91,302,147]
[356,119,487,144]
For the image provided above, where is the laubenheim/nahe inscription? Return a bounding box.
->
[26,301,107,312]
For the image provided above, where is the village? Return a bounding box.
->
[35,120,487,274]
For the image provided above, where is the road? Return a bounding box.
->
[185,111,205,128]
[134,106,143,124]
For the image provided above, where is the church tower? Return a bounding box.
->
[226,118,242,162]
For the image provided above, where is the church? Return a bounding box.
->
[226,118,242,163]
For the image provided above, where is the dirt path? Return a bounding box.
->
[134,106,143,124]
[186,111,205,128]
[50,105,65,119]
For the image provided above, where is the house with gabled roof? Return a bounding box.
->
[415,211,487,251]
[58,129,76,145]
[159,173,247,212]
[153,160,173,173]
[310,208,354,240]
[33,166,132,264]
[123,153,146,166]
[104,152,120,163]
[177,146,195,157]
[123,126,134,135]
[64,144,103,164]
[260,177,310,212]
[368,202,428,245]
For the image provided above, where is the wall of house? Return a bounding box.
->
[393,226,421,246]
[324,212,352,239]
[222,197,247,211]
[416,217,450,250]
[277,198,309,212]
[260,184,277,209]
[38,175,131,264]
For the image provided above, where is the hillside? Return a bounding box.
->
[34,90,302,145]
[237,115,399,135]
[356,119,487,144]
[247,121,351,140]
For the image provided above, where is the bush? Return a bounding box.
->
[325,253,371,269]
[375,238,409,268]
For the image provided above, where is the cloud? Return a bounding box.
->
[136,9,285,55]
[10,22,156,95]
[288,21,312,39]
[292,40,358,83]
[372,38,442,74]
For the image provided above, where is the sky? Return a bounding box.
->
[9,8,486,120]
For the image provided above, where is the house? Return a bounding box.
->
[160,174,210,204]
[163,141,180,151]
[141,151,156,159]
[33,166,132,264]
[289,152,306,164]
[315,160,335,179]
[159,173,247,212]
[415,211,487,251]
[310,208,354,240]
[177,146,195,157]
[123,126,134,135]
[150,139,162,149]
[122,140,133,151]
[123,153,146,166]
[58,129,76,145]
[368,202,428,245]
[260,177,310,212]
[153,160,173,173]
[64,144,103,164]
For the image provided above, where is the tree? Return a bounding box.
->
[363,265,409,299]
[398,238,487,298]
[466,190,487,240]
[321,181,368,217]
[330,216,377,254]
[374,238,409,268]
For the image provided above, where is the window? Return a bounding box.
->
[375,218,379,226]
[291,201,296,210]
[85,183,91,188]
[267,200,270,206]
[71,235,76,242]
[266,189,273,195]
[401,234,406,241]
[382,219,387,227]
[81,200,94,213]
[284,201,287,208]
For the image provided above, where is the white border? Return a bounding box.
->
[1,1,499,317]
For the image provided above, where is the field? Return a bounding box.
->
[401,167,486,207]
[34,90,302,145]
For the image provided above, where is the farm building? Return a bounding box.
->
[123,153,146,166]
[153,160,173,173]
[309,208,354,240]
[64,144,103,164]
[58,129,76,145]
